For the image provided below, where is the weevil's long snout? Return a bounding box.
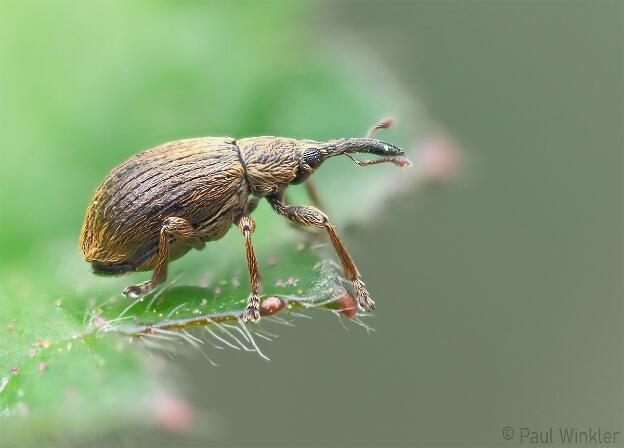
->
[322,138,403,157]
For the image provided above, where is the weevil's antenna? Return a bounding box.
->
[344,152,412,168]
[366,117,394,138]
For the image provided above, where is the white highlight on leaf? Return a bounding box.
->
[0,376,8,394]
[165,303,188,320]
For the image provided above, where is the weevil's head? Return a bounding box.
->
[289,117,412,186]
[238,118,411,197]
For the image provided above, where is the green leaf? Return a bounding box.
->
[0,238,363,444]
[0,286,169,444]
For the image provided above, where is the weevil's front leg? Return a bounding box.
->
[267,194,374,311]
[282,181,324,237]
[123,217,204,298]
[239,216,263,323]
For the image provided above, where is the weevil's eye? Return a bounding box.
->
[292,147,323,184]
[303,147,323,168]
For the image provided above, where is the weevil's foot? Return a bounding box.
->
[353,279,375,311]
[241,294,261,323]
[241,307,260,323]
[123,280,153,299]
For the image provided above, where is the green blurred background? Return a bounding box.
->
[0,1,622,446]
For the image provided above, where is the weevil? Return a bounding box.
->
[80,118,411,322]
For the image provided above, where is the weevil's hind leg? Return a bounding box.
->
[123,217,204,298]
[304,179,324,210]
[267,194,374,311]
[238,216,263,323]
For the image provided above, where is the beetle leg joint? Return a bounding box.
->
[123,280,153,298]
[238,215,256,235]
[353,278,375,311]
[241,294,261,323]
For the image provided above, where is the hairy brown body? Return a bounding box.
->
[79,119,410,322]
[81,137,246,272]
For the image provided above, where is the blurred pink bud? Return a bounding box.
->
[154,394,195,433]
[418,131,462,182]
[338,290,357,318]
[261,296,285,315]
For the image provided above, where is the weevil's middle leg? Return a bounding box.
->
[239,215,263,323]
[267,194,374,311]
[123,217,204,298]
[233,197,260,226]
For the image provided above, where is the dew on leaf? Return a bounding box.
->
[92,315,108,328]
[275,277,299,287]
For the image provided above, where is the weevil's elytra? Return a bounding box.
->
[80,118,412,322]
